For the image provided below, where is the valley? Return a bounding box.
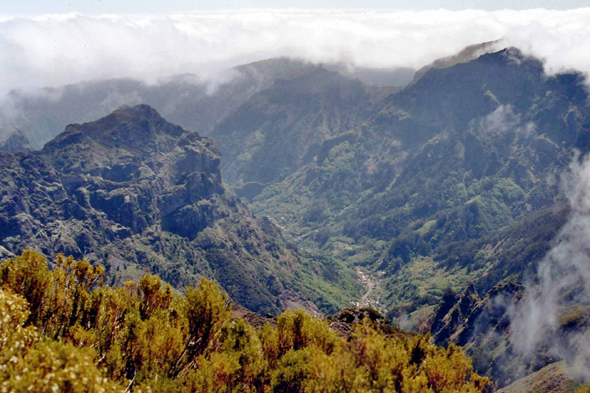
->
[2,43,590,391]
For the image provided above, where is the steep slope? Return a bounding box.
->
[412,40,502,83]
[427,273,590,388]
[210,66,387,191]
[248,48,590,316]
[0,105,359,314]
[498,362,581,393]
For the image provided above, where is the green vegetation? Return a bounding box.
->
[249,121,566,316]
[212,67,375,189]
[0,250,490,392]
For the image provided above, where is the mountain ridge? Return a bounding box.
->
[246,47,589,320]
[0,57,410,151]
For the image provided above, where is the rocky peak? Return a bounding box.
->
[40,105,221,190]
[412,40,503,83]
[114,103,162,119]
[0,128,33,154]
[44,104,189,158]
[428,281,525,354]
[428,283,482,346]
[326,307,409,338]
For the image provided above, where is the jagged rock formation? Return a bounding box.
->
[231,302,277,329]
[426,283,526,387]
[326,307,402,338]
[427,279,590,388]
[0,104,355,314]
[429,282,524,347]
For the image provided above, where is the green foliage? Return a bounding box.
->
[5,340,122,393]
[0,250,53,324]
[0,288,121,392]
[0,289,38,376]
[0,250,490,392]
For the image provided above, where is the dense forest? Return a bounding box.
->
[0,250,494,392]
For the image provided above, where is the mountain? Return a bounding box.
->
[498,362,582,393]
[0,127,32,154]
[3,45,590,390]
[0,58,311,149]
[427,273,590,388]
[412,40,502,83]
[0,104,359,314]
[247,47,588,313]
[232,47,590,389]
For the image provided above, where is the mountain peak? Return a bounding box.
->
[111,104,164,121]
[0,127,33,154]
[43,104,189,156]
[413,40,504,83]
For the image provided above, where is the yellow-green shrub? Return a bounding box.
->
[0,251,491,392]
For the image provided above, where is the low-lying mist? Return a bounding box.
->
[511,152,590,379]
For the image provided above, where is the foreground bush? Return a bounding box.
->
[0,250,490,392]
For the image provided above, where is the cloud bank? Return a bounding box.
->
[0,8,590,94]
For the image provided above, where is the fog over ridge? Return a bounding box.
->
[509,152,590,379]
[1,8,590,94]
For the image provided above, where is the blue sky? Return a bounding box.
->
[2,0,590,14]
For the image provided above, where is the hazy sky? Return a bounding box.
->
[2,0,590,14]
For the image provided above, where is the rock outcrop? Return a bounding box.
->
[0,128,33,154]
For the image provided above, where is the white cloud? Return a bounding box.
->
[510,153,590,377]
[0,8,590,93]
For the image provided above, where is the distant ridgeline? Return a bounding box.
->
[2,45,590,391]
